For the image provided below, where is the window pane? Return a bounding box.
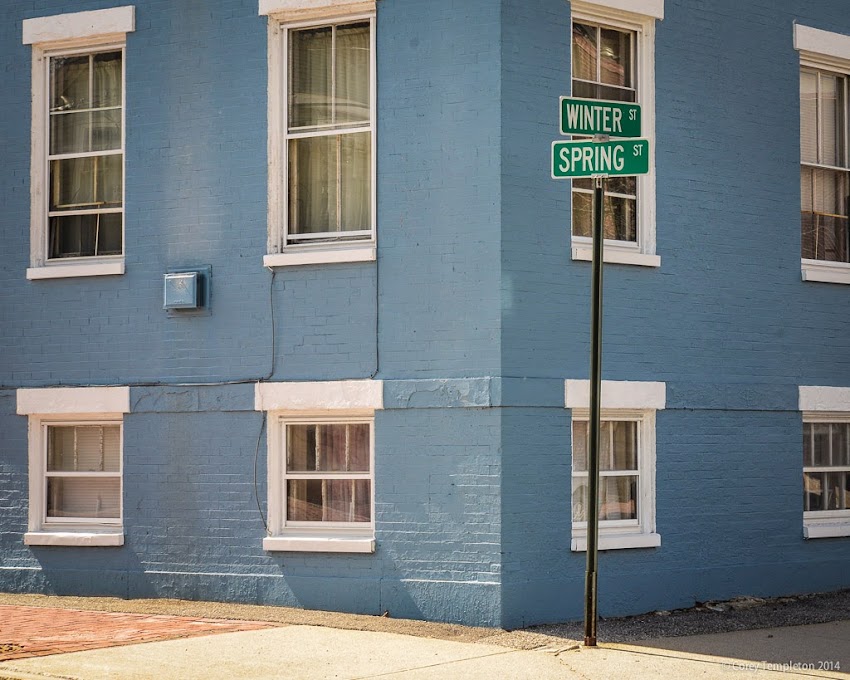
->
[572,80,635,103]
[832,423,848,468]
[812,423,830,466]
[600,475,637,520]
[287,479,371,522]
[92,51,122,108]
[287,424,370,472]
[572,191,637,241]
[611,421,638,471]
[826,472,848,510]
[290,26,332,128]
[51,56,89,112]
[800,71,818,164]
[820,75,843,167]
[47,425,120,472]
[572,420,588,472]
[804,472,824,511]
[572,190,592,238]
[47,477,120,519]
[51,111,90,155]
[96,154,123,207]
[289,135,337,234]
[572,477,587,522]
[91,109,122,152]
[801,168,849,262]
[340,132,371,231]
[51,157,95,210]
[572,23,597,81]
[600,28,632,88]
[49,213,122,259]
[335,23,370,126]
[803,422,813,467]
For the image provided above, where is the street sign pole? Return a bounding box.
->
[584,171,605,648]
[553,97,648,648]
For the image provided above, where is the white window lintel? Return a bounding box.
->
[799,386,850,412]
[572,0,664,21]
[23,6,135,45]
[565,379,666,410]
[17,386,130,416]
[794,24,850,62]
[255,380,383,412]
[260,0,375,20]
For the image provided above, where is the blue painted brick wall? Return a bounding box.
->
[1,0,850,628]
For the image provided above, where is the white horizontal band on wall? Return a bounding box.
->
[565,380,666,410]
[255,380,384,411]
[259,0,375,19]
[17,386,130,416]
[573,0,664,21]
[799,386,850,412]
[22,6,136,45]
[794,24,850,60]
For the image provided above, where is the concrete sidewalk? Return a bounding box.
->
[0,618,846,679]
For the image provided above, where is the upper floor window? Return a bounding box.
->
[23,6,134,280]
[569,1,660,268]
[795,24,850,284]
[263,1,376,267]
[48,49,124,261]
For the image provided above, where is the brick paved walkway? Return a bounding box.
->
[0,605,274,661]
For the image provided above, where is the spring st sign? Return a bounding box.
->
[551,138,649,179]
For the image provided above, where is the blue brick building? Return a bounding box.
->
[1,0,849,628]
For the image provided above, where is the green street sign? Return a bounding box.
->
[551,138,650,179]
[560,97,641,138]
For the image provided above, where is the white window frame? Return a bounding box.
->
[570,1,660,268]
[566,379,664,550]
[17,386,129,546]
[800,385,850,539]
[255,380,382,552]
[23,7,134,281]
[795,24,850,284]
[263,1,377,268]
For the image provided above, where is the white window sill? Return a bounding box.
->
[572,246,661,268]
[801,259,850,284]
[263,535,375,553]
[27,260,125,280]
[804,522,850,539]
[24,531,124,547]
[264,246,375,268]
[571,532,661,552]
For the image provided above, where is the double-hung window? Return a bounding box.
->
[263,1,376,267]
[569,1,660,268]
[17,386,129,547]
[795,24,850,284]
[566,379,664,551]
[23,7,133,280]
[799,386,850,539]
[255,380,381,552]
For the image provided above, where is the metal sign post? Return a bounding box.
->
[553,97,648,648]
[584,171,605,647]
